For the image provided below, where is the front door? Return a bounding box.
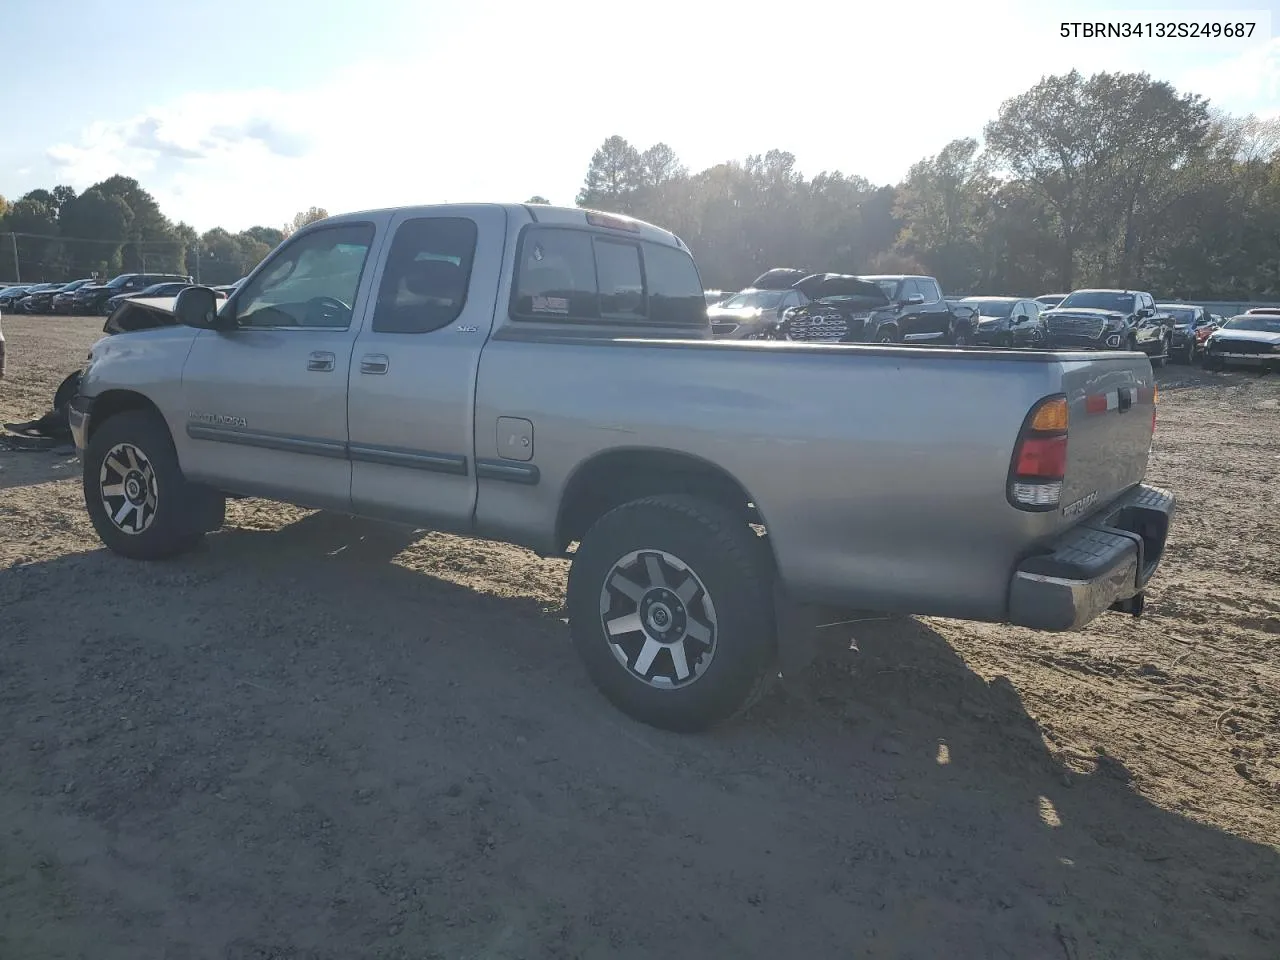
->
[346,206,504,532]
[178,218,384,510]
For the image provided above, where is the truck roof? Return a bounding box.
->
[318,202,688,250]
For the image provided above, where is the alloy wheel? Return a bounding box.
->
[99,442,159,535]
[598,549,718,689]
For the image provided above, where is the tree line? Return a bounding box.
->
[0,178,329,285]
[573,70,1280,298]
[4,69,1277,298]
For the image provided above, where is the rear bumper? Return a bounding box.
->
[1008,483,1175,631]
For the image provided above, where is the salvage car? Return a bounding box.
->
[0,285,32,311]
[780,273,971,345]
[18,282,69,314]
[49,279,97,313]
[859,274,962,343]
[960,296,1044,347]
[69,203,1175,732]
[76,272,193,315]
[1202,313,1280,371]
[1040,289,1171,365]
[1159,303,1214,364]
[777,273,899,342]
[708,286,807,339]
[103,280,198,315]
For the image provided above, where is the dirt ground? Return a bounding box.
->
[0,315,1276,960]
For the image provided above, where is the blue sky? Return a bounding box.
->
[2,0,1277,231]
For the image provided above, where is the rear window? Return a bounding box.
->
[511,226,705,327]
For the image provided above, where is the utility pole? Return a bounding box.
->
[9,233,19,283]
[194,242,201,283]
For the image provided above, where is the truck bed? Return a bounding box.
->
[475,334,1157,622]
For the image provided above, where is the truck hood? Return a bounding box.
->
[103,296,180,335]
[1210,330,1280,346]
[792,273,891,304]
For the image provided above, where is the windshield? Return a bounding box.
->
[965,299,1015,318]
[720,290,786,309]
[1162,307,1198,324]
[1058,291,1137,312]
[1222,315,1280,333]
[871,279,900,298]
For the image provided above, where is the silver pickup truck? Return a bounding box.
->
[70,203,1175,731]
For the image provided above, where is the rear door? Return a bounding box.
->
[918,278,951,338]
[346,205,506,531]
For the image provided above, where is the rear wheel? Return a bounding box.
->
[567,495,777,732]
[83,409,223,560]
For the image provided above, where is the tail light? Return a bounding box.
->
[1008,395,1068,511]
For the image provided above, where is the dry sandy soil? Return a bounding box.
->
[0,315,1277,960]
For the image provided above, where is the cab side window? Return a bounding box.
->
[372,217,478,334]
[234,222,376,330]
[920,279,942,303]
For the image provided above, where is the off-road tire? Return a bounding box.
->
[567,494,778,732]
[83,409,221,560]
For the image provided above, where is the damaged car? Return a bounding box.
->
[773,273,902,343]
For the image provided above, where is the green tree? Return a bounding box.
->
[4,193,60,280]
[893,138,993,291]
[525,195,550,204]
[59,189,133,277]
[91,175,183,272]
[283,207,329,236]
[198,228,247,284]
[576,135,642,210]
[243,225,286,249]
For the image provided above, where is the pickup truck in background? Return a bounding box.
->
[70,204,1175,732]
[779,272,971,344]
[1039,288,1172,365]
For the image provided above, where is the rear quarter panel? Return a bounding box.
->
[474,340,1092,621]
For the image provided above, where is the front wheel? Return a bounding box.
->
[83,409,223,560]
[567,495,777,732]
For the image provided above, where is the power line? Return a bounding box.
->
[0,230,187,247]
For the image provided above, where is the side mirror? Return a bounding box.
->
[173,285,224,330]
[904,294,925,306]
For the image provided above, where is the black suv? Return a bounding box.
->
[75,272,193,315]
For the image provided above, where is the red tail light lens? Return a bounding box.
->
[1015,434,1068,477]
[1008,394,1069,512]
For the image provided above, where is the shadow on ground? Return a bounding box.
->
[1,513,1275,960]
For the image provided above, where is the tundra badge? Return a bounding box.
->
[1062,490,1098,518]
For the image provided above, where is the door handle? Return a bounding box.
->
[307,351,335,372]
[360,354,390,375]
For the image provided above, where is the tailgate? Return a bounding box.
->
[1056,354,1156,528]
